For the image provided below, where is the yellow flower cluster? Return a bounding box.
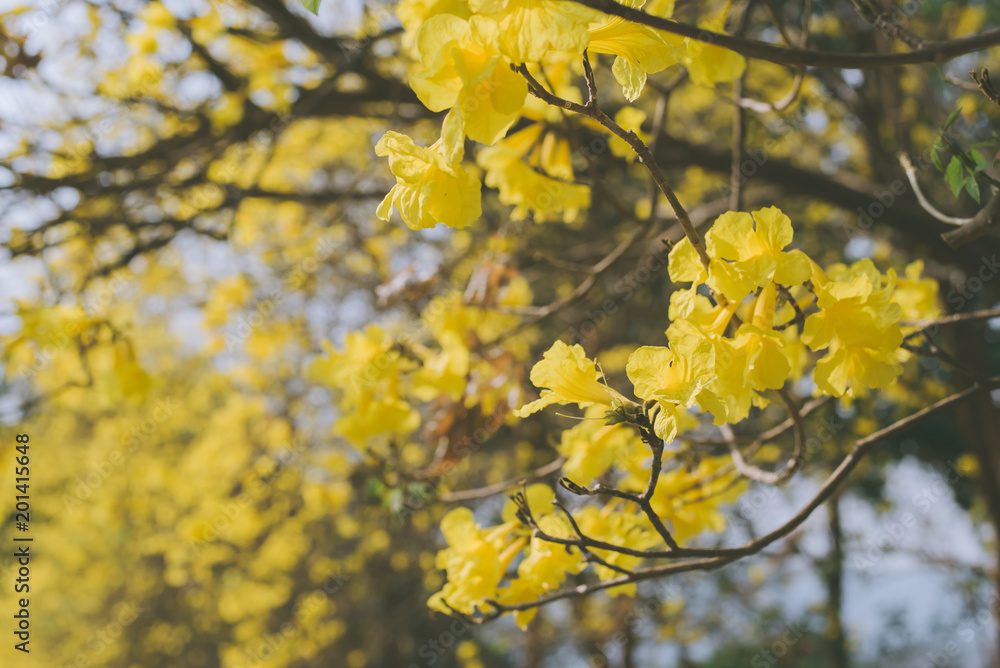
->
[311,275,535,451]
[423,208,943,623]
[378,0,748,229]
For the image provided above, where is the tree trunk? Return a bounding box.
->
[953,321,1000,665]
[824,492,849,668]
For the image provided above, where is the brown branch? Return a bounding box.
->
[686,395,832,447]
[898,153,977,226]
[901,308,1000,331]
[940,194,1000,248]
[563,0,1000,69]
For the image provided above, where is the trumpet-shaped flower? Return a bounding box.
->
[705,207,812,299]
[468,0,599,63]
[802,260,904,397]
[626,327,717,441]
[496,511,583,628]
[587,0,684,101]
[625,334,715,405]
[733,283,792,391]
[310,325,404,399]
[410,16,527,149]
[515,340,617,417]
[428,508,517,615]
[396,0,471,33]
[375,131,482,230]
[480,153,590,223]
[667,234,755,305]
[310,326,421,447]
[335,394,421,447]
[666,310,758,425]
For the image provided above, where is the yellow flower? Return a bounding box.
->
[375,131,482,230]
[497,512,585,628]
[587,0,684,101]
[335,394,421,447]
[626,332,715,405]
[428,508,511,615]
[682,4,746,87]
[477,123,590,224]
[515,340,617,417]
[412,337,470,401]
[802,260,904,397]
[732,283,792,391]
[513,514,584,591]
[409,15,527,149]
[701,206,812,301]
[468,0,599,63]
[310,326,402,396]
[310,326,421,447]
[664,306,759,425]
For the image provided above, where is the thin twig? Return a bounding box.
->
[722,388,805,484]
[439,457,566,502]
[898,153,976,226]
[971,68,1000,108]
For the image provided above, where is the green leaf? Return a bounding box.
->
[946,156,964,197]
[966,178,981,204]
[298,0,321,13]
[972,149,987,166]
[942,108,962,131]
[931,148,944,172]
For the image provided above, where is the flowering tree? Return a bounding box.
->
[3,0,1000,665]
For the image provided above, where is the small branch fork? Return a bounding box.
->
[552,415,681,551]
[722,388,805,485]
[516,60,712,270]
[971,69,1000,109]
